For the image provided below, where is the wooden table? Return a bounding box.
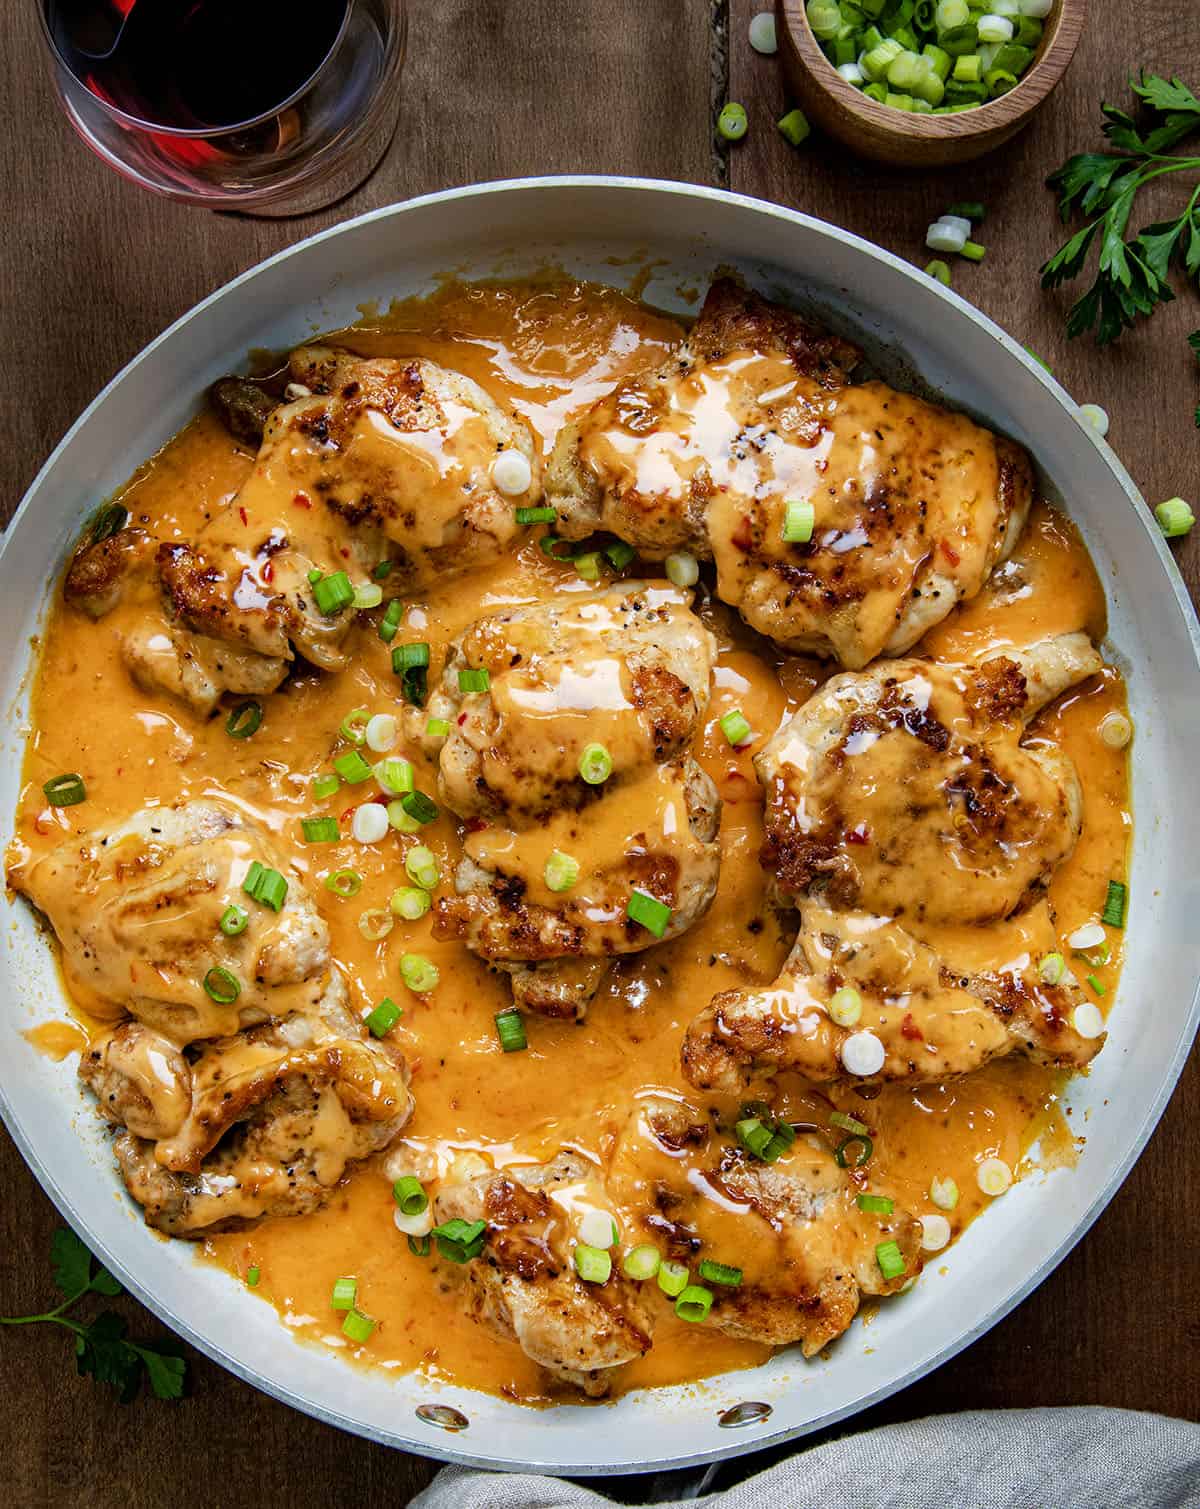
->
[2,4,1197,1504]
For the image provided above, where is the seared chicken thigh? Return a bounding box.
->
[9,800,330,1044]
[63,347,539,715]
[547,278,1033,668]
[83,974,412,1236]
[431,1152,654,1396]
[425,586,722,1017]
[682,633,1107,1091]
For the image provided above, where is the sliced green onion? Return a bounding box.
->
[387,799,423,834]
[875,1240,906,1281]
[1082,941,1111,968]
[717,102,748,141]
[1101,879,1127,928]
[339,707,371,745]
[737,1116,774,1160]
[626,888,672,939]
[830,1110,870,1135]
[457,668,491,694]
[656,1259,690,1298]
[573,550,602,581]
[544,851,579,893]
[301,816,340,844]
[495,1009,528,1053]
[378,599,404,643]
[392,1176,427,1216]
[924,259,952,285]
[373,560,394,581]
[425,717,451,739]
[330,1276,357,1311]
[341,1309,375,1344]
[408,1234,431,1258]
[777,107,811,146]
[578,742,613,785]
[828,985,862,1027]
[1087,973,1107,997]
[307,568,323,586]
[605,540,636,570]
[719,709,752,747]
[574,1244,613,1283]
[246,1266,260,1287]
[782,498,815,543]
[539,533,577,561]
[42,773,86,807]
[352,582,383,610]
[394,642,430,706]
[87,502,129,545]
[405,845,440,890]
[622,1244,662,1282]
[312,571,354,616]
[219,904,248,937]
[333,749,373,785]
[203,965,240,1004]
[391,886,431,920]
[400,791,439,825]
[392,641,430,671]
[400,953,439,994]
[835,1134,874,1168]
[324,868,363,899]
[960,240,986,261]
[664,550,699,588]
[375,757,414,795]
[930,1175,959,1210]
[365,996,402,1037]
[358,908,394,942]
[1038,951,1066,986]
[516,505,556,525]
[946,200,985,221]
[856,1193,895,1214]
[697,1259,742,1288]
[312,772,341,800]
[225,701,263,740]
[431,1217,487,1263]
[242,863,287,912]
[675,1284,714,1322]
[1155,497,1195,538]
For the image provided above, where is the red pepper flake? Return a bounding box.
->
[292,492,312,509]
[901,1012,923,1041]
[261,561,275,584]
[465,817,488,834]
[731,515,754,553]
[939,540,961,567]
[340,547,350,559]
[457,713,468,726]
[239,506,249,527]
[845,823,870,845]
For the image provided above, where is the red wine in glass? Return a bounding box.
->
[45,0,350,131]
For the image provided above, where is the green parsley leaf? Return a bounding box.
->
[134,1346,188,1401]
[49,1227,93,1299]
[75,1312,143,1404]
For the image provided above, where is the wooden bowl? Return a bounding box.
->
[777,0,1086,166]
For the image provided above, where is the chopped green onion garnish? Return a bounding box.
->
[574,1244,612,1283]
[242,862,287,912]
[301,816,340,844]
[87,502,128,545]
[946,200,985,221]
[365,996,402,1037]
[431,1217,487,1263]
[225,700,263,739]
[352,581,383,610]
[516,506,556,525]
[830,1110,870,1136]
[622,1244,661,1282]
[856,1193,895,1214]
[408,1234,431,1257]
[656,1259,689,1298]
[387,799,422,834]
[675,1284,714,1322]
[626,888,672,939]
[578,742,613,785]
[829,985,863,1028]
[457,668,491,694]
[375,757,414,795]
[392,1176,427,1216]
[539,533,576,561]
[1101,879,1127,929]
[373,560,394,581]
[1087,973,1107,997]
[330,1277,357,1310]
[246,1266,260,1287]
[924,259,952,285]
[219,904,248,937]
[202,965,240,1004]
[495,1009,528,1053]
[777,108,810,147]
[1038,951,1067,986]
[341,1309,375,1344]
[392,641,430,670]
[391,886,431,920]
[782,498,815,543]
[339,707,370,745]
[307,568,322,586]
[42,773,86,807]
[405,844,440,890]
[544,851,579,893]
[574,551,602,581]
[835,1134,874,1168]
[665,550,699,588]
[324,868,363,899]
[393,642,430,706]
[358,907,394,942]
[425,717,451,739]
[605,540,636,570]
[717,101,748,141]
[960,240,986,262]
[736,1116,774,1160]
[333,749,373,785]
[719,709,752,747]
[378,599,404,643]
[312,571,354,616]
[930,1175,959,1210]
[312,772,341,800]
[1155,497,1195,539]
[400,953,439,994]
[696,1259,742,1288]
[400,791,439,825]
[875,1240,906,1281]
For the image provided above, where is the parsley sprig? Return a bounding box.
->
[0,1228,186,1403]
[1041,74,1200,349]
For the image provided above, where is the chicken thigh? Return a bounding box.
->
[63,346,540,715]
[423,585,722,1017]
[547,278,1033,668]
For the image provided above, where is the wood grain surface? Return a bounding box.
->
[1,2,1197,1505]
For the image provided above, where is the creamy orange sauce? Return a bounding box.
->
[11,280,1130,1403]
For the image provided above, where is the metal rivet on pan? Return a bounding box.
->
[718,1400,773,1429]
[416,1403,470,1432]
